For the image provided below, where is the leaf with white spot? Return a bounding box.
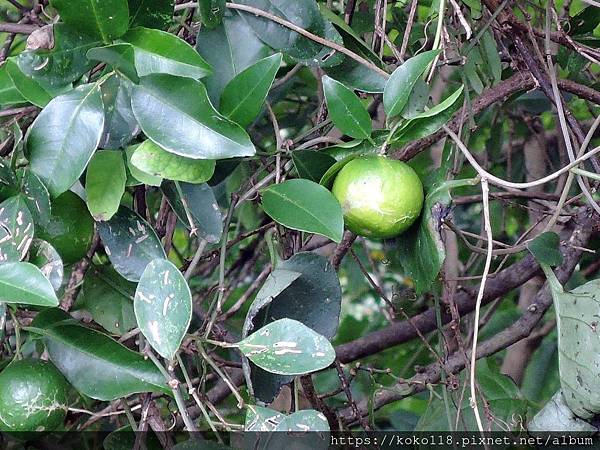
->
[238,318,335,376]
[134,258,192,359]
[16,168,52,227]
[245,405,285,431]
[0,195,34,264]
[98,207,166,282]
[275,409,330,432]
[29,239,63,292]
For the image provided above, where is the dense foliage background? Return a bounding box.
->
[0,0,600,446]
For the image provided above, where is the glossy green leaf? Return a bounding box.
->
[32,309,170,400]
[527,232,563,267]
[261,179,343,243]
[87,44,139,82]
[569,7,600,35]
[122,27,212,80]
[29,239,64,292]
[74,265,137,335]
[393,97,461,145]
[245,405,285,431]
[235,0,343,67]
[242,252,342,402]
[98,207,167,282]
[50,0,130,43]
[135,258,192,359]
[401,79,430,119]
[409,85,464,120]
[239,318,335,375]
[0,262,58,307]
[161,181,222,243]
[0,64,25,107]
[16,24,98,87]
[131,140,215,184]
[0,195,34,264]
[383,50,440,118]
[292,150,336,183]
[196,14,271,106]
[322,75,372,140]
[220,53,282,128]
[199,0,226,29]
[85,150,126,221]
[15,168,52,226]
[99,75,140,149]
[5,59,53,107]
[131,74,256,160]
[125,145,163,187]
[26,83,105,197]
[128,0,174,29]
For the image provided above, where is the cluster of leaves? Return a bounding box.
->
[0,0,599,443]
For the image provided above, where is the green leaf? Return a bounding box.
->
[50,0,130,43]
[242,252,341,402]
[134,258,192,359]
[196,14,271,106]
[275,409,329,432]
[26,83,105,197]
[383,50,440,118]
[529,391,597,432]
[396,177,478,294]
[16,168,52,227]
[409,85,464,120]
[527,232,563,267]
[128,0,174,29]
[322,75,372,140]
[98,207,167,282]
[0,195,34,263]
[99,74,140,149]
[74,265,137,335]
[29,239,64,292]
[0,64,25,107]
[292,150,336,183]
[32,309,170,400]
[400,79,429,120]
[220,53,282,128]
[0,262,59,307]
[481,31,502,84]
[245,405,285,431]
[131,140,215,184]
[122,27,213,80]
[16,24,98,87]
[161,181,223,243]
[5,59,53,107]
[87,44,139,82]
[569,7,600,36]
[125,145,163,187]
[238,318,335,376]
[245,406,329,432]
[261,179,344,243]
[416,358,527,431]
[235,0,343,67]
[131,74,256,160]
[199,0,226,29]
[85,150,127,221]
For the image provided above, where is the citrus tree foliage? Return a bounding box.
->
[0,0,600,443]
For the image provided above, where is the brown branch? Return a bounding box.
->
[0,23,38,34]
[339,207,597,423]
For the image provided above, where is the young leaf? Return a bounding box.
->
[50,0,130,43]
[261,179,344,243]
[122,27,213,80]
[322,75,372,140]
[383,50,440,118]
[86,150,127,221]
[26,83,105,197]
[134,259,192,359]
[98,207,167,282]
[32,309,170,400]
[131,140,216,184]
[220,53,282,128]
[0,195,34,263]
[238,318,335,376]
[161,181,223,243]
[131,74,256,160]
[0,262,59,307]
[125,145,163,187]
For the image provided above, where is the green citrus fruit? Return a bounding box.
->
[332,155,424,239]
[37,191,94,264]
[0,359,69,432]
